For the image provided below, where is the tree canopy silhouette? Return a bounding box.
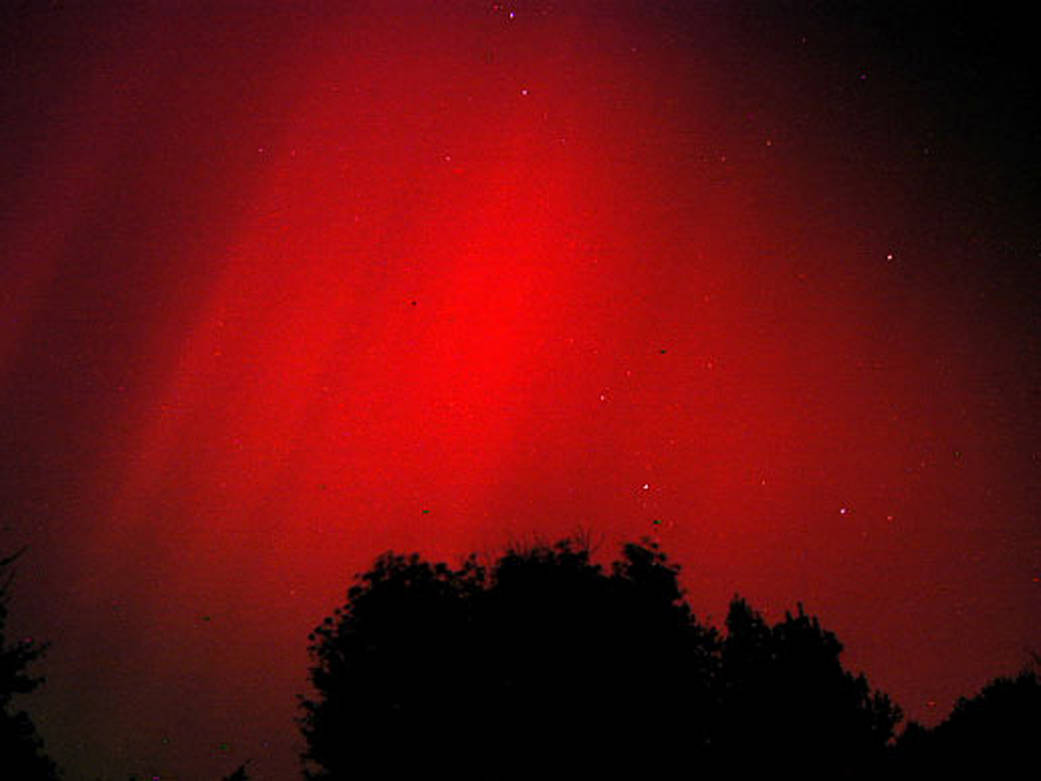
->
[298,536,900,780]
[719,597,901,775]
[0,549,60,780]
[891,665,1041,777]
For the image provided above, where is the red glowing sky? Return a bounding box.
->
[2,3,1039,779]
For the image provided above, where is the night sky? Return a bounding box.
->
[2,2,1039,779]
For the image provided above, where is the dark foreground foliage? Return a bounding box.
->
[890,667,1041,777]
[2,535,1039,780]
[0,549,60,780]
[298,537,901,780]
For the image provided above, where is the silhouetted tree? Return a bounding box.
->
[719,597,901,778]
[297,550,486,779]
[888,718,932,779]
[0,549,60,780]
[299,536,900,780]
[891,667,1041,777]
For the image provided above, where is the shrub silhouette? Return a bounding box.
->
[0,549,60,780]
[298,536,900,780]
